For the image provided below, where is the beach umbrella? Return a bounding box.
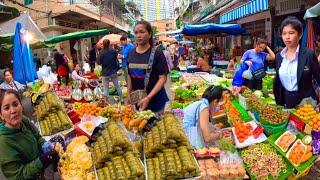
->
[97,33,129,47]
[13,22,37,84]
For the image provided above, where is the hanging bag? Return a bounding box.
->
[130,47,156,105]
[251,66,266,80]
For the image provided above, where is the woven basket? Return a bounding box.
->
[130,90,147,105]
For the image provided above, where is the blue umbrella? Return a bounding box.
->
[13,22,37,85]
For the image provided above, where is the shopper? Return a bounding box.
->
[183,86,227,148]
[118,35,135,84]
[127,20,169,112]
[97,39,123,102]
[274,16,320,108]
[163,45,173,71]
[54,49,69,85]
[0,69,25,91]
[71,63,88,82]
[241,38,276,90]
[88,44,97,72]
[197,55,211,73]
[0,90,61,179]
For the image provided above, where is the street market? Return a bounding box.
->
[1,0,320,180]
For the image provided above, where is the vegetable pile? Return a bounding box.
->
[241,143,288,179]
[175,88,196,100]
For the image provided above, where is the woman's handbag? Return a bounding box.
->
[130,48,156,105]
[251,66,266,80]
[185,104,206,148]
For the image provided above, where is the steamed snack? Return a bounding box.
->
[241,143,287,179]
[275,131,296,152]
[145,113,191,157]
[92,121,133,165]
[59,136,93,180]
[287,139,306,166]
[36,92,65,120]
[146,147,200,179]
[39,110,72,136]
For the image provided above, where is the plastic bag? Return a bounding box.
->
[242,69,253,80]
[299,97,318,107]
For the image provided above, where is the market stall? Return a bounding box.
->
[21,58,320,180]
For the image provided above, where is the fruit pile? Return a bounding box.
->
[74,103,103,117]
[92,121,133,167]
[100,105,122,121]
[246,94,263,111]
[121,107,154,131]
[234,122,253,143]
[96,152,145,180]
[146,146,201,179]
[259,104,287,124]
[295,104,317,123]
[39,110,72,136]
[144,114,190,158]
[309,114,320,130]
[36,92,65,120]
[225,98,242,125]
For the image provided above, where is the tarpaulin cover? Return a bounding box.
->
[45,29,108,44]
[304,2,320,19]
[0,12,46,44]
[181,23,248,36]
[13,23,37,84]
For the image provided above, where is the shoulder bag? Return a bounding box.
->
[251,66,266,80]
[130,47,156,105]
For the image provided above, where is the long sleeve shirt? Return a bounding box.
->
[121,43,135,68]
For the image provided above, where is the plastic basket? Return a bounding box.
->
[262,121,288,136]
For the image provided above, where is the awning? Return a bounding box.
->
[181,23,248,36]
[304,2,320,19]
[0,2,20,23]
[156,29,182,36]
[220,0,269,24]
[0,13,46,44]
[45,29,109,44]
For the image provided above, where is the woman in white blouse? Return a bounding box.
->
[274,16,320,108]
[71,64,88,82]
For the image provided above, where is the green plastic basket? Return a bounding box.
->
[260,119,288,136]
[268,131,317,173]
[231,99,252,122]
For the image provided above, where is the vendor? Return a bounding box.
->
[0,90,61,179]
[274,17,320,108]
[183,86,227,148]
[0,69,25,91]
[71,63,88,82]
[197,55,211,73]
[241,38,275,90]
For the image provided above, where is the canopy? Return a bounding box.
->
[156,29,182,36]
[304,2,320,19]
[181,23,248,36]
[45,29,108,44]
[96,33,128,47]
[0,12,46,44]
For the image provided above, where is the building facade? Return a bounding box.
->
[133,0,175,21]
[3,0,131,62]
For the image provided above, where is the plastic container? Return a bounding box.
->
[238,94,248,110]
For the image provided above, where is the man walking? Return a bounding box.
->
[118,35,134,84]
